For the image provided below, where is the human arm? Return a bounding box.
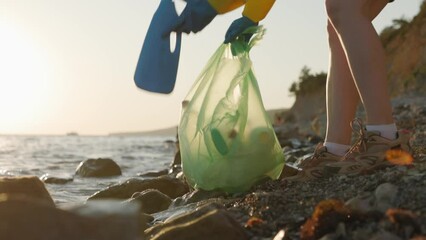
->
[163,0,276,42]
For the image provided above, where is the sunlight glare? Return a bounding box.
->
[0,22,51,132]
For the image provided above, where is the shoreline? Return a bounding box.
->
[0,95,424,240]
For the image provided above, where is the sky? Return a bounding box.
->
[0,0,423,135]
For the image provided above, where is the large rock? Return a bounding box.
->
[138,169,169,178]
[140,213,155,232]
[126,189,172,214]
[75,158,122,177]
[88,176,189,201]
[65,200,141,239]
[170,189,227,208]
[144,203,248,240]
[0,176,55,206]
[0,195,140,240]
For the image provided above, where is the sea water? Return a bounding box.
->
[0,135,176,205]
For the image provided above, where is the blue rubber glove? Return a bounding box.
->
[163,0,217,37]
[224,16,258,44]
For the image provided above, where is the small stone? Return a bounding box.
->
[272,230,286,240]
[338,175,348,181]
[345,192,375,214]
[279,163,300,179]
[171,150,182,166]
[374,183,399,213]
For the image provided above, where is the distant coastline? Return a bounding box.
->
[109,126,177,137]
[109,108,289,137]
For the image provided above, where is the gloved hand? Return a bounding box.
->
[163,0,217,37]
[224,16,258,44]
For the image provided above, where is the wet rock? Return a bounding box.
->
[139,152,181,178]
[171,150,182,167]
[153,199,227,223]
[163,139,176,149]
[138,169,169,178]
[169,151,182,175]
[170,189,227,208]
[175,171,185,182]
[66,199,139,216]
[88,176,189,201]
[40,174,73,184]
[64,200,141,239]
[0,176,55,206]
[140,213,154,231]
[144,203,248,240]
[126,189,172,214]
[0,196,139,240]
[75,158,121,177]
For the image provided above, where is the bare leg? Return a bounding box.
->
[325,0,393,125]
[324,20,359,145]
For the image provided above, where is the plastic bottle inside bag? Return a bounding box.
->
[210,111,240,156]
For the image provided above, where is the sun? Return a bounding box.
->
[0,22,51,133]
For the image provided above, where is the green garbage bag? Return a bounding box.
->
[178,27,284,193]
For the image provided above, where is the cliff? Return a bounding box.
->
[382,1,426,96]
[284,3,426,136]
